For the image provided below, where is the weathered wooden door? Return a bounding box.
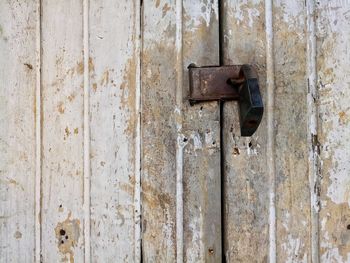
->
[1,0,350,262]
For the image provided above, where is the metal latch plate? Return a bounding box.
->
[188,65,241,103]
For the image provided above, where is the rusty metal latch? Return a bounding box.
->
[188,64,263,136]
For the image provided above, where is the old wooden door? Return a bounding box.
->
[1,0,349,262]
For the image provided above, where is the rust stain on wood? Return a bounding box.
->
[76,61,84,75]
[100,70,109,86]
[57,101,65,114]
[55,213,81,263]
[120,55,137,138]
[24,63,33,70]
[155,0,161,8]
[14,231,22,239]
[162,3,171,18]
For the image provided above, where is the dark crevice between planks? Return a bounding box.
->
[139,0,143,262]
[219,101,226,263]
[218,0,226,262]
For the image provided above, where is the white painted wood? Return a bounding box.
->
[0,1,37,262]
[221,1,269,261]
[307,0,320,262]
[142,1,221,262]
[274,0,312,262]
[83,0,91,262]
[175,1,184,262]
[265,1,276,261]
[275,0,307,260]
[89,1,140,262]
[2,1,350,262]
[182,1,221,262]
[41,1,85,262]
[34,0,42,261]
[141,1,178,261]
[316,1,350,262]
[222,1,350,262]
[221,1,325,262]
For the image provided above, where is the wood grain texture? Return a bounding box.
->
[141,1,178,261]
[142,0,221,262]
[221,0,269,262]
[0,1,37,262]
[41,1,85,261]
[89,1,140,262]
[273,1,311,262]
[2,1,350,262]
[316,1,350,262]
[182,1,221,262]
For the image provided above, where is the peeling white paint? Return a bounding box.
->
[320,247,350,263]
[186,205,205,263]
[281,235,307,263]
[175,0,184,261]
[265,0,276,262]
[233,0,261,27]
[246,137,260,156]
[2,1,350,262]
[185,0,218,29]
[204,130,213,146]
[281,211,290,231]
[189,132,202,151]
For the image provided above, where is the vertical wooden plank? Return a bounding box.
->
[141,0,177,260]
[221,1,269,262]
[142,0,221,262]
[83,0,90,261]
[41,1,85,261]
[273,1,311,262]
[316,1,350,262]
[182,1,221,262]
[306,1,319,262]
[35,1,42,261]
[0,1,37,261]
[265,1,276,261]
[89,1,140,262]
[141,1,179,261]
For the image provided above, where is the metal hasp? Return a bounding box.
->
[188,64,263,136]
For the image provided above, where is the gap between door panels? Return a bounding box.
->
[218,0,226,262]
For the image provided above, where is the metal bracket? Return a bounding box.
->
[188,64,263,137]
